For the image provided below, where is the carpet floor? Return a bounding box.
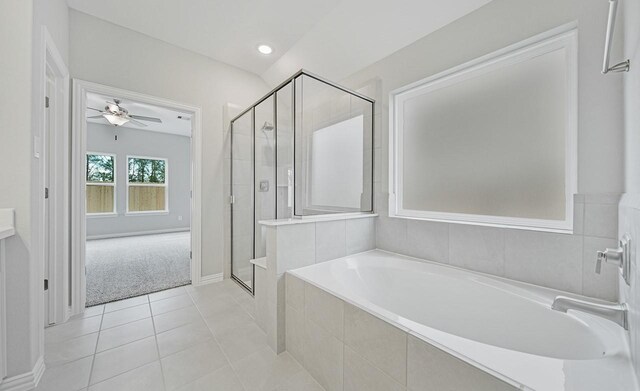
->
[85,231,191,306]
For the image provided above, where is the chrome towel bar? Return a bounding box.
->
[602,0,630,74]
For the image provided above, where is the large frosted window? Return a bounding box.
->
[390,28,577,232]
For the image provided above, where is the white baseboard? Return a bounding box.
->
[196,273,223,286]
[0,356,45,391]
[86,228,189,240]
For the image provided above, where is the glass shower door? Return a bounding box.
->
[231,110,254,290]
[254,96,276,259]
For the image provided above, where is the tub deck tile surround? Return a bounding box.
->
[304,283,344,340]
[285,251,637,391]
[260,214,377,354]
[285,273,516,391]
[375,193,620,302]
[304,317,344,391]
[407,335,516,391]
[344,303,407,386]
[344,347,405,391]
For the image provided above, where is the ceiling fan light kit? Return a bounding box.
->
[87,98,162,127]
[103,113,130,126]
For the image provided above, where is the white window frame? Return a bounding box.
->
[85,151,117,216]
[388,24,578,233]
[125,155,169,215]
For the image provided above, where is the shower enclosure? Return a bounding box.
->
[230,70,374,293]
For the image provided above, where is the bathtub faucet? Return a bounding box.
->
[551,295,628,330]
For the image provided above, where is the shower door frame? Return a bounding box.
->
[230,108,256,294]
[229,69,375,294]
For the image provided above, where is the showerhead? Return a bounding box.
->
[261,121,275,131]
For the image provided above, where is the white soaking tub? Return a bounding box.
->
[288,250,638,391]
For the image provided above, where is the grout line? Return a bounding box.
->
[46,292,194,389]
[579,235,585,295]
[90,348,159,388]
[86,311,105,387]
[149,298,168,391]
[94,319,155,355]
[405,333,409,389]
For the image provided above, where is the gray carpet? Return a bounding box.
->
[85,231,191,306]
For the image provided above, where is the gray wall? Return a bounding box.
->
[86,123,191,238]
[342,0,623,301]
[0,0,36,377]
[70,10,269,276]
[619,0,640,381]
[0,0,69,378]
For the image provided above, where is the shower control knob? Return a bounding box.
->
[595,247,623,274]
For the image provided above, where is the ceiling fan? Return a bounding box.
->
[87,99,163,127]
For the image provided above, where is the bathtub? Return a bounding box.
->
[287,250,637,391]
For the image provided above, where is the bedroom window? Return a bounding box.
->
[389,26,577,232]
[86,153,116,215]
[127,156,168,213]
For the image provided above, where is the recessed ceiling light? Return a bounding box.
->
[257,44,273,55]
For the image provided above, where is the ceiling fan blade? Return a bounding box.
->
[87,107,103,112]
[87,115,104,119]
[128,118,148,127]
[129,114,163,123]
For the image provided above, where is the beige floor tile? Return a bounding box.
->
[235,293,255,318]
[188,284,231,304]
[274,370,325,391]
[150,286,188,302]
[45,332,98,367]
[197,294,237,318]
[90,336,158,385]
[175,365,244,391]
[161,339,228,391]
[88,361,164,391]
[36,356,93,391]
[154,305,203,334]
[232,347,303,391]
[104,295,149,313]
[97,318,155,352]
[157,319,213,357]
[203,307,253,336]
[101,303,151,330]
[216,322,268,363]
[45,316,102,343]
[151,294,194,316]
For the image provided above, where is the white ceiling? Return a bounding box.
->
[67,0,492,85]
[86,92,192,137]
[262,0,494,85]
[66,0,342,75]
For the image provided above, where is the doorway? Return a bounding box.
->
[70,81,203,314]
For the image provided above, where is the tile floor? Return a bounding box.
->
[38,280,324,391]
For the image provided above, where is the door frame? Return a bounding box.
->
[37,27,70,326]
[70,80,203,316]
